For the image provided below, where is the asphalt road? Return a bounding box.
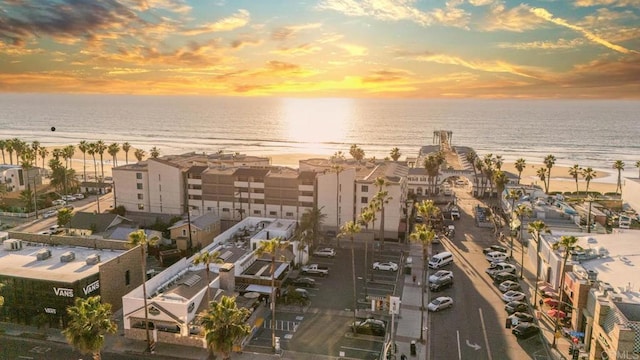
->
[427,187,547,360]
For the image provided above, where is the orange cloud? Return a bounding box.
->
[181,9,250,35]
[271,43,322,56]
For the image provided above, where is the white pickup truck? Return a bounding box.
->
[300,264,329,277]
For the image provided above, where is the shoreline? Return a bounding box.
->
[22,146,623,195]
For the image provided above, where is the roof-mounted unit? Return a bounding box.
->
[60,251,75,263]
[36,248,52,260]
[86,253,101,265]
[3,239,23,251]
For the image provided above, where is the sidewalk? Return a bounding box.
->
[500,227,572,360]
[393,242,428,359]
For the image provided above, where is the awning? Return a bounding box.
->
[245,284,274,294]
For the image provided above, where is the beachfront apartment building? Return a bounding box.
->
[0,165,41,193]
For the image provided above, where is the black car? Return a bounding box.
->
[505,301,529,315]
[290,277,316,288]
[429,275,453,292]
[512,323,540,339]
[352,318,386,336]
[492,271,519,283]
[483,245,508,255]
[508,312,534,325]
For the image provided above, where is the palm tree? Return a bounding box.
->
[127,229,160,353]
[150,146,160,159]
[78,140,89,181]
[299,206,326,248]
[0,139,6,164]
[474,158,485,195]
[88,143,98,182]
[331,163,344,246]
[543,154,556,194]
[192,250,223,304]
[390,147,401,161]
[349,144,365,163]
[200,295,251,360]
[636,160,640,178]
[493,155,504,170]
[359,207,375,297]
[528,220,550,308]
[38,147,49,169]
[409,223,435,343]
[582,167,597,195]
[613,160,624,195]
[20,149,37,216]
[514,204,533,279]
[536,167,547,193]
[514,158,526,184]
[374,177,391,250]
[338,220,361,333]
[493,170,508,203]
[568,164,581,195]
[255,237,290,352]
[423,155,439,195]
[94,140,107,180]
[465,150,477,176]
[5,139,14,164]
[551,235,580,348]
[31,141,40,165]
[505,188,522,242]
[108,143,120,167]
[122,142,132,164]
[62,296,117,360]
[134,149,146,162]
[63,145,75,170]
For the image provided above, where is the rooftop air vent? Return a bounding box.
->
[36,248,52,260]
[60,251,75,263]
[3,239,23,251]
[86,253,101,265]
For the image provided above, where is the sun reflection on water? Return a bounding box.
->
[283,98,352,154]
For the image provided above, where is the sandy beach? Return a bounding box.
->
[31,146,619,195]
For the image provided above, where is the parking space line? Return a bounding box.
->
[478,308,493,360]
[340,346,381,354]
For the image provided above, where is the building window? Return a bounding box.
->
[269,211,277,216]
[138,204,144,210]
[253,210,261,215]
[136,173,142,179]
[182,229,187,236]
[361,197,368,204]
[222,208,229,213]
[136,183,143,190]
[125,270,130,285]
[137,193,143,200]
[286,212,294,217]
[361,185,368,192]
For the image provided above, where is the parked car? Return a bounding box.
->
[429,276,453,292]
[300,264,329,277]
[414,216,424,224]
[37,230,52,235]
[486,251,509,263]
[313,248,336,258]
[373,262,398,271]
[450,207,460,220]
[52,199,66,206]
[483,245,508,255]
[352,318,386,336]
[282,288,310,300]
[508,312,535,325]
[499,280,521,293]
[73,193,85,199]
[429,270,453,283]
[512,323,540,339]
[505,301,529,314]
[427,296,453,312]
[492,272,519,283]
[502,290,526,303]
[62,195,77,202]
[42,210,57,219]
[289,277,316,288]
[486,262,517,276]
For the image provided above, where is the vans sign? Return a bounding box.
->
[83,280,100,295]
[54,287,74,297]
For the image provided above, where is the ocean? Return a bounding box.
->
[0,93,638,177]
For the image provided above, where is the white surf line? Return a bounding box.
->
[457,330,462,360]
[478,308,493,360]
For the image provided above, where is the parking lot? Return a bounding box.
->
[248,241,404,359]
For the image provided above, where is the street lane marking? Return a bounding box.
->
[478,308,493,360]
[457,330,462,360]
[340,346,380,354]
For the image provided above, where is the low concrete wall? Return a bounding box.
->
[125,328,206,348]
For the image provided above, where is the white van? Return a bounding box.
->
[428,251,454,269]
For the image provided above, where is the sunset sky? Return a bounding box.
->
[0,0,638,98]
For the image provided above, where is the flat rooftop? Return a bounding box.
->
[0,240,125,283]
